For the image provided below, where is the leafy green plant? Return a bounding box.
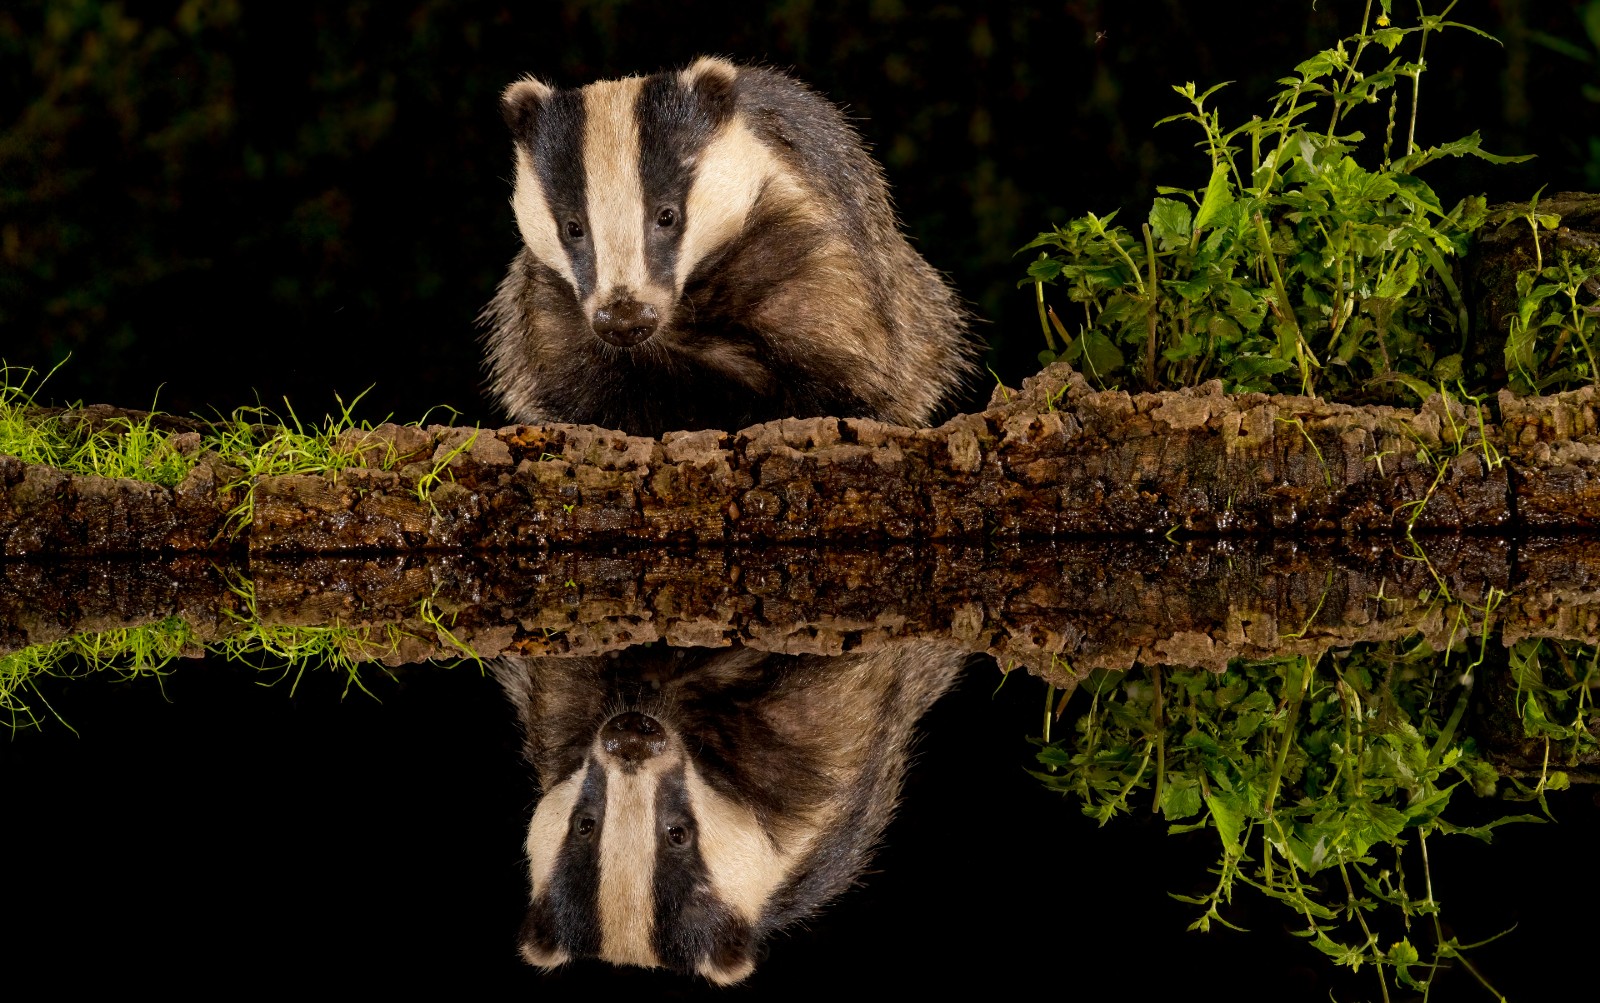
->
[1022,1,1527,401]
[1502,191,1600,394]
[1032,629,1553,1000]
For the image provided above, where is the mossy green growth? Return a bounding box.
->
[1029,621,1591,1000]
[0,616,198,730]
[0,362,473,536]
[0,575,486,730]
[1021,1,1534,402]
[0,363,200,487]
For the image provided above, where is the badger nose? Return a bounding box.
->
[591,299,659,347]
[601,712,668,763]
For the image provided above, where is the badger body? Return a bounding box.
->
[495,642,965,983]
[482,58,974,438]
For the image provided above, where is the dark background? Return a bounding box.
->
[3,0,1600,423]
[5,3,1600,997]
[1,652,1593,998]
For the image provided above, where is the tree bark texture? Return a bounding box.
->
[10,535,1600,679]
[8,361,1600,555]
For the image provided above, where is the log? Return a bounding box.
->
[0,361,1543,555]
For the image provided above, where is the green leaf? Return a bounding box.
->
[1391,173,1444,215]
[1204,789,1248,853]
[1160,776,1203,820]
[1396,130,1534,171]
[1195,163,1236,232]
[1074,329,1126,377]
[1376,254,1420,299]
[1432,353,1463,382]
[1027,257,1066,283]
[1389,938,1423,989]
[1149,198,1194,250]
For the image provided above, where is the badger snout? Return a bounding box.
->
[600,711,668,763]
[591,298,660,347]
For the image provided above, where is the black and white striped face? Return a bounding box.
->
[517,710,795,985]
[501,58,792,351]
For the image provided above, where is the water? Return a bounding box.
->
[2,539,1596,998]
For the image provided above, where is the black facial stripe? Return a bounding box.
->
[529,89,596,301]
[636,74,722,290]
[525,761,606,958]
[651,763,752,974]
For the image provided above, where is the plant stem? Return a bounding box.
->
[1144,222,1160,389]
[1253,211,1318,393]
[1329,0,1376,138]
[1151,664,1165,814]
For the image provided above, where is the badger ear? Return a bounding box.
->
[697,950,756,986]
[681,57,737,127]
[517,903,571,970]
[502,76,554,138]
[695,926,758,986]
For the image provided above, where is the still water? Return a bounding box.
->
[2,538,1595,998]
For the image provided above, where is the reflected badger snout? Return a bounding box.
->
[600,711,668,763]
[591,298,659,347]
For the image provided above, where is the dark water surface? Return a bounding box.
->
[3,540,1596,999]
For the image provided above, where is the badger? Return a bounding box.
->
[481,57,975,438]
[494,641,966,983]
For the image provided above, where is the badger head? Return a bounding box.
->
[499,57,800,352]
[517,701,819,985]
[488,58,925,436]
[504,645,964,984]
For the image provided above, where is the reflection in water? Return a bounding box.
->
[493,642,965,983]
[3,541,1599,993]
[1035,636,1598,999]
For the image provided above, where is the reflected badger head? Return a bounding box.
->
[496,643,965,984]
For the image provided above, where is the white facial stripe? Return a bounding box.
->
[511,146,577,289]
[526,768,586,895]
[676,118,799,290]
[684,766,794,925]
[583,78,651,308]
[598,765,662,968]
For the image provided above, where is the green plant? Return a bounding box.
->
[1503,191,1600,394]
[1031,628,1550,1000]
[1022,1,1527,402]
[0,616,196,730]
[0,361,201,487]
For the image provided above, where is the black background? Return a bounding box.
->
[1,652,1593,998]
[5,1,1600,997]
[3,0,1598,422]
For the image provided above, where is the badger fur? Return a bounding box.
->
[494,642,965,983]
[481,57,975,438]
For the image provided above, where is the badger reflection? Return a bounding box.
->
[495,642,965,984]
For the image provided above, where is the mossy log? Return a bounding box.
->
[9,537,1599,772]
[7,534,1598,676]
[0,361,1549,555]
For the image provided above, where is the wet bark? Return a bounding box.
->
[0,535,1582,677]
[0,362,1542,555]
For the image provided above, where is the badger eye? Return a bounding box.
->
[655,208,677,228]
[666,825,689,846]
[565,220,584,240]
[575,817,595,837]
